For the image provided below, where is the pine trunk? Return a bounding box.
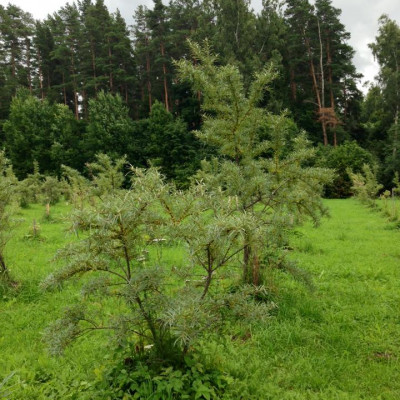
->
[161,42,169,112]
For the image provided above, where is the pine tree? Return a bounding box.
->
[0,5,34,123]
[369,15,400,184]
[3,91,78,178]
[176,41,332,284]
[84,91,134,160]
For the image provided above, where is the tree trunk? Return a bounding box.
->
[108,37,113,92]
[145,37,152,111]
[290,68,297,101]
[304,34,327,145]
[393,106,399,158]
[161,42,170,112]
[26,38,32,93]
[70,55,79,120]
[62,72,67,106]
[394,54,399,158]
[37,48,45,100]
[91,40,97,93]
[0,253,9,279]
[317,20,328,146]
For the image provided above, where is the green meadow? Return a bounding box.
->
[1,199,399,399]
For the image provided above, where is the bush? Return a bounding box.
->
[92,350,232,400]
[347,163,383,206]
[315,142,375,198]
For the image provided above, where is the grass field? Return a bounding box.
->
[1,199,399,399]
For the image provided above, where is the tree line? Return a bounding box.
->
[0,0,399,189]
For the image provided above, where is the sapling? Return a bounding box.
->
[0,151,18,282]
[176,41,333,285]
[348,164,383,207]
[85,153,127,199]
[17,161,43,207]
[42,165,274,364]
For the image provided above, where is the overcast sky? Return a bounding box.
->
[2,0,399,92]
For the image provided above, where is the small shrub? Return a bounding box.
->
[92,350,233,400]
[315,142,375,198]
[347,164,383,207]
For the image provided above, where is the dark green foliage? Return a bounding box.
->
[316,142,375,198]
[0,4,34,123]
[92,350,232,399]
[84,91,134,161]
[0,0,371,182]
[3,92,80,178]
[146,101,201,187]
[366,15,400,187]
[284,0,361,145]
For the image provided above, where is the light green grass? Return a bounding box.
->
[215,199,400,399]
[1,199,399,399]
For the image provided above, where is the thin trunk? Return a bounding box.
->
[326,39,335,108]
[70,54,79,120]
[62,72,67,106]
[145,37,152,111]
[11,41,16,78]
[305,34,327,145]
[327,36,337,147]
[91,40,97,93]
[304,35,321,108]
[201,246,213,299]
[393,107,399,158]
[108,37,113,92]
[235,0,240,45]
[317,20,328,146]
[37,48,44,100]
[82,89,88,118]
[26,38,32,93]
[252,254,260,286]
[0,253,8,278]
[394,54,399,158]
[161,42,169,112]
[290,68,297,101]
[243,244,251,283]
[318,20,325,109]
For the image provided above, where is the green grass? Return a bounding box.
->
[1,199,400,399]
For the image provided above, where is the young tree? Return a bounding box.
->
[84,91,134,161]
[146,100,200,186]
[176,41,332,285]
[3,92,79,178]
[0,151,18,282]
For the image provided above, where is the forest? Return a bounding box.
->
[0,0,399,190]
[1,0,400,399]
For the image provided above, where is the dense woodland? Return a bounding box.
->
[0,0,399,192]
